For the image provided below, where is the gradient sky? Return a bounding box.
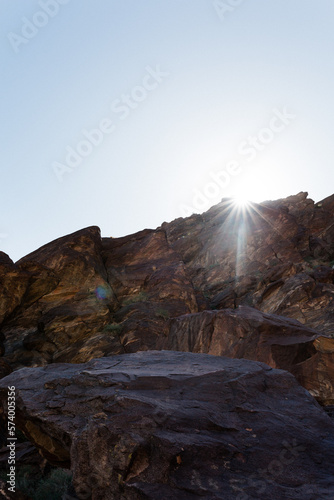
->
[1,0,334,261]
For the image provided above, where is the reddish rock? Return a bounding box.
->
[166,306,334,404]
[1,227,117,368]
[101,229,198,352]
[0,351,333,499]
[0,252,30,325]
[1,192,334,407]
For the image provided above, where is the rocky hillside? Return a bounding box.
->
[1,191,334,498]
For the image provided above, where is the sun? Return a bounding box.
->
[232,193,250,209]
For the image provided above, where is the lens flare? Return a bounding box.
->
[232,194,250,209]
[95,285,109,300]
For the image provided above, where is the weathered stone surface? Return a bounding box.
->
[1,192,334,409]
[1,227,119,368]
[251,267,334,336]
[0,252,30,326]
[101,229,198,352]
[0,359,12,379]
[0,441,44,471]
[166,306,334,404]
[0,351,334,499]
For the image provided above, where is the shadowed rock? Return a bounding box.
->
[0,351,333,499]
[1,227,120,368]
[166,306,334,404]
[0,252,30,326]
[1,192,334,408]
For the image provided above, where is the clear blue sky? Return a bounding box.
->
[1,0,334,261]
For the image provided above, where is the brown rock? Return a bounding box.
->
[1,227,118,367]
[101,229,198,352]
[0,252,30,325]
[1,192,334,411]
[0,351,333,499]
[256,271,334,336]
[166,306,334,404]
[0,359,12,379]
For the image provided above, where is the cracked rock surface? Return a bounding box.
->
[1,192,334,404]
[1,351,334,499]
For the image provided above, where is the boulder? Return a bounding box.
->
[0,351,334,499]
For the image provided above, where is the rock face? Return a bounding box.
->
[1,351,334,500]
[167,306,334,404]
[1,192,334,499]
[101,229,198,352]
[162,192,334,336]
[1,227,121,368]
[0,192,334,406]
[0,252,30,338]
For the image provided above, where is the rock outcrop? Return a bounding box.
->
[0,193,334,404]
[1,227,121,368]
[0,193,334,406]
[101,228,198,352]
[162,192,334,337]
[166,306,334,404]
[1,192,334,498]
[1,351,334,499]
[0,253,30,339]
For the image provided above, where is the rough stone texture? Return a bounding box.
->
[101,229,198,353]
[1,227,121,368]
[0,351,334,500]
[0,192,334,405]
[0,252,30,327]
[166,306,334,404]
[162,193,334,334]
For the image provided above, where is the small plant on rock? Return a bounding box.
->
[155,308,170,320]
[103,323,123,335]
[123,292,149,306]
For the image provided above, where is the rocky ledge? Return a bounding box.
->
[1,351,334,499]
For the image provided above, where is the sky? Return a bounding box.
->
[1,0,334,262]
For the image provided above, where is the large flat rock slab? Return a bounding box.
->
[1,351,334,499]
